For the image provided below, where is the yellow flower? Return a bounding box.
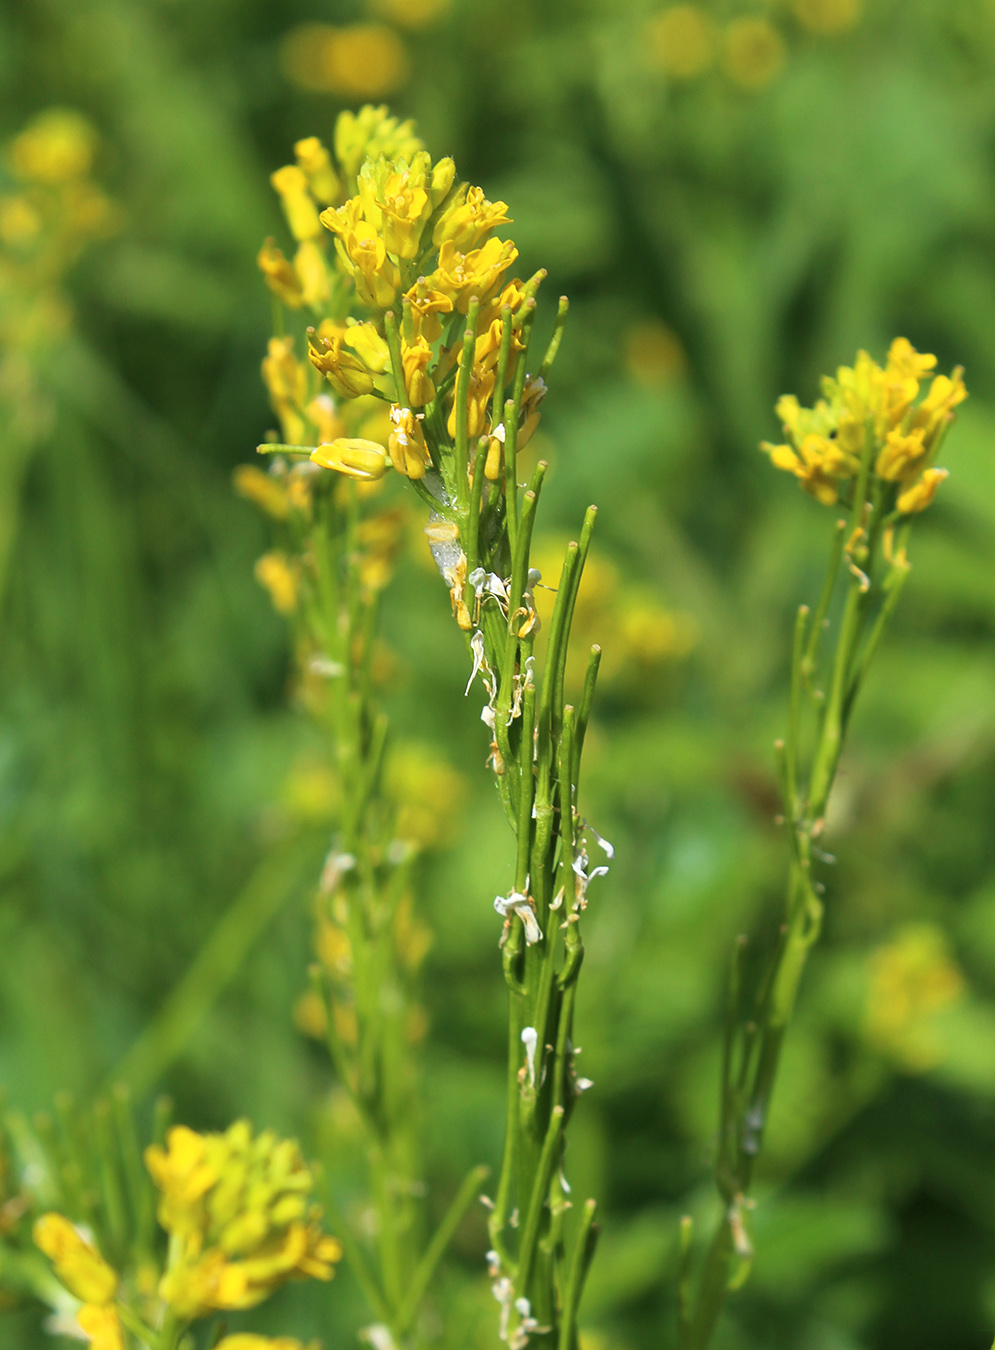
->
[0,194,42,246]
[280,23,409,98]
[471,313,525,377]
[293,240,330,308]
[478,276,529,331]
[875,427,928,482]
[321,196,399,309]
[146,1121,342,1319]
[446,364,496,439]
[645,6,716,79]
[897,467,948,515]
[262,336,309,445]
[405,278,454,342]
[401,335,436,406]
[270,165,322,242]
[433,184,513,253]
[763,436,845,505]
[793,0,862,35]
[257,239,304,309]
[766,341,963,507]
[8,109,97,183]
[389,406,431,478]
[311,439,390,481]
[376,164,432,259]
[255,552,299,615]
[431,237,519,314]
[33,1214,118,1305]
[344,321,391,375]
[234,465,290,520]
[909,369,968,442]
[293,136,340,206]
[484,431,503,481]
[307,325,375,400]
[886,336,936,383]
[865,924,965,1072]
[723,18,785,91]
[334,106,424,183]
[517,374,547,449]
[77,1304,125,1350]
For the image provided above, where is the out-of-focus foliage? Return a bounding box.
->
[2,1,995,1348]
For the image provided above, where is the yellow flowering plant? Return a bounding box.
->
[679,340,965,1350]
[0,1090,337,1350]
[250,104,603,1348]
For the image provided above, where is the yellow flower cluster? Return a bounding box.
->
[145,1121,341,1319]
[1,109,115,355]
[257,105,543,496]
[762,339,965,512]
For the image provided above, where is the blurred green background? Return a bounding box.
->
[4,0,995,1346]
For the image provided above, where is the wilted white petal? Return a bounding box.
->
[587,824,615,859]
[466,629,487,695]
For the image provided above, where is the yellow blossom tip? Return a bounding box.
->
[311,438,390,481]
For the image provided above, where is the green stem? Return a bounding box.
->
[557,1198,598,1350]
[539,297,570,380]
[393,1164,490,1338]
[110,835,321,1097]
[454,299,481,514]
[800,517,846,690]
[785,605,807,821]
[517,1105,565,1295]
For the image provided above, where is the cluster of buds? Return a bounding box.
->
[145,1121,341,1319]
[763,338,965,514]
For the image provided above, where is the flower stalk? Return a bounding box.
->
[680,339,966,1350]
[250,105,607,1347]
